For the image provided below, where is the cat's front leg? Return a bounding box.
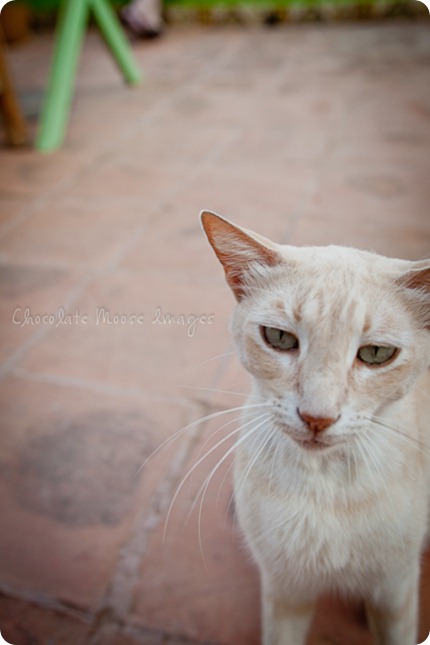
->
[366,564,420,645]
[261,579,315,645]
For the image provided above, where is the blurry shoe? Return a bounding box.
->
[121,0,163,38]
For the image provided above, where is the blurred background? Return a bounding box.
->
[0,1,429,643]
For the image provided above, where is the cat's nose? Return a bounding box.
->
[297,410,338,435]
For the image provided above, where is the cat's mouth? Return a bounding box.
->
[291,434,349,451]
[277,423,347,451]
[294,437,332,451]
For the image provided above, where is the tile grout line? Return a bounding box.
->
[0,29,241,242]
[0,270,101,382]
[86,336,237,623]
[281,85,361,244]
[81,33,263,628]
[86,402,210,644]
[0,33,249,388]
[10,367,144,400]
[0,583,94,625]
[103,123,243,275]
[86,354,238,644]
[10,367,195,408]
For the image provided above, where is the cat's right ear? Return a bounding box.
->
[397,260,430,330]
[200,210,282,301]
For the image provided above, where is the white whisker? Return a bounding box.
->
[193,407,272,479]
[268,437,281,494]
[346,445,352,488]
[217,455,235,513]
[235,423,278,508]
[356,439,379,496]
[163,410,270,541]
[367,415,430,456]
[195,413,272,558]
[134,402,270,478]
[185,351,238,372]
[413,385,430,401]
[189,412,271,519]
[179,384,265,401]
[194,411,256,463]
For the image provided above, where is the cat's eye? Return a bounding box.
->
[357,345,398,366]
[262,326,299,352]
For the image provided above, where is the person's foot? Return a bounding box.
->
[121,0,163,38]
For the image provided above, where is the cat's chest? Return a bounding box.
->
[234,447,421,589]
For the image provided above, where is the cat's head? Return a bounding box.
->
[201,210,430,452]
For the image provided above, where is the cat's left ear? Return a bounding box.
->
[200,210,283,301]
[397,261,430,329]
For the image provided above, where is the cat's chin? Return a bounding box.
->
[291,436,343,452]
[294,438,330,451]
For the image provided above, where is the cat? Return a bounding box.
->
[200,210,430,645]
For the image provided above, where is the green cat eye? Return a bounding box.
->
[357,345,398,366]
[262,326,299,352]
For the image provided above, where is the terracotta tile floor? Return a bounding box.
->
[1,18,430,645]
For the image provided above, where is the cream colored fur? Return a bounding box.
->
[201,210,430,645]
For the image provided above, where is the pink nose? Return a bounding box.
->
[298,410,338,434]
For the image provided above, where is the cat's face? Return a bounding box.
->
[202,211,430,452]
[230,247,428,451]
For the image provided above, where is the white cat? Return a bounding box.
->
[201,210,430,645]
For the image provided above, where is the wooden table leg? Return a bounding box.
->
[0,28,28,147]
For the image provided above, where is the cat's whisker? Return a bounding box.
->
[225,489,237,531]
[194,411,253,463]
[162,411,270,542]
[369,419,416,453]
[183,351,238,372]
[268,438,281,494]
[354,434,378,478]
[134,402,270,478]
[193,407,273,478]
[355,434,391,497]
[189,412,271,521]
[235,424,278,508]
[375,431,419,479]
[179,384,265,401]
[366,415,430,456]
[192,410,271,499]
[359,429,418,494]
[217,455,235,513]
[412,384,430,401]
[195,414,272,558]
[218,426,280,526]
[364,418,430,482]
[346,446,352,489]
[217,416,275,525]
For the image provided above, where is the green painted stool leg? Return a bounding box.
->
[91,0,141,85]
[36,0,89,152]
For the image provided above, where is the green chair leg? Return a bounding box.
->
[36,0,89,152]
[36,0,141,152]
[91,0,141,85]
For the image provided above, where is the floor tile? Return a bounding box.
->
[131,419,261,645]
[12,264,233,396]
[0,376,198,611]
[1,19,429,645]
[0,594,91,645]
[0,197,150,270]
[0,263,83,365]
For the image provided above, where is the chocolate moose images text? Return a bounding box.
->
[12,306,214,337]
